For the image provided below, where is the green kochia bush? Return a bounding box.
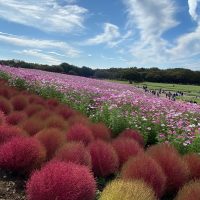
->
[99,179,157,200]
[26,161,96,200]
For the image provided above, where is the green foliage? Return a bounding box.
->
[9,78,28,90]
[0,71,11,81]
[188,133,200,153]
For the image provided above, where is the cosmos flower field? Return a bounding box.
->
[0,65,199,153]
[0,65,200,199]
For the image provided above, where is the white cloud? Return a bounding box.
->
[14,49,62,65]
[188,0,200,21]
[0,0,87,33]
[85,23,121,46]
[124,0,178,41]
[0,32,80,57]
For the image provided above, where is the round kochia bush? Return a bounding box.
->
[66,123,94,146]
[26,161,96,200]
[0,125,27,145]
[88,140,119,177]
[112,138,143,166]
[175,180,200,200]
[6,111,27,125]
[146,143,189,194]
[183,153,200,180]
[10,95,28,111]
[99,179,157,200]
[35,128,66,160]
[90,123,111,141]
[0,137,46,174]
[120,128,145,147]
[121,154,166,198]
[0,96,12,114]
[0,111,6,125]
[54,142,91,167]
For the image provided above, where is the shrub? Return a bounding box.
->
[26,161,96,200]
[54,142,91,167]
[25,104,44,117]
[183,153,200,180]
[6,111,27,125]
[0,111,6,125]
[146,143,189,194]
[68,115,91,126]
[99,179,157,200]
[0,96,12,114]
[0,125,27,145]
[35,128,66,160]
[175,180,200,200]
[45,115,68,131]
[88,140,119,177]
[33,110,54,120]
[120,128,145,146]
[121,154,166,198]
[0,87,11,99]
[90,123,111,141]
[66,123,94,146]
[56,105,75,120]
[46,98,59,108]
[112,138,143,166]
[10,95,28,111]
[28,95,45,106]
[20,118,45,136]
[0,137,46,174]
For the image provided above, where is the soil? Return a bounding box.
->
[0,169,26,200]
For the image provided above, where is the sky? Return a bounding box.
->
[0,0,200,70]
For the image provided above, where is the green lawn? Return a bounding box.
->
[106,79,200,104]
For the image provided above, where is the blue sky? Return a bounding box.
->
[0,0,200,70]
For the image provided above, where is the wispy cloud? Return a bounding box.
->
[84,23,121,46]
[188,0,200,21]
[0,32,80,57]
[0,0,87,33]
[14,49,63,65]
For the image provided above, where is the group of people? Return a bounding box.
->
[142,85,184,101]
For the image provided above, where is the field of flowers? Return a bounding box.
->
[0,77,200,200]
[0,65,200,154]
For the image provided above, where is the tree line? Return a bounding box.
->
[0,59,200,85]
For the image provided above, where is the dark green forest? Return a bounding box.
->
[0,59,200,85]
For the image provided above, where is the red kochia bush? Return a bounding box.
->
[35,128,66,160]
[25,104,44,117]
[121,154,166,198]
[54,142,91,167]
[88,140,119,177]
[0,87,11,99]
[56,105,75,120]
[46,98,59,108]
[112,138,143,166]
[0,96,12,114]
[175,180,200,200]
[146,143,189,194]
[67,115,91,126]
[10,95,28,111]
[120,128,145,147]
[0,137,46,174]
[0,125,27,145]
[45,115,68,131]
[90,123,111,141]
[6,111,27,125]
[33,110,54,120]
[66,123,94,146]
[26,161,96,200]
[183,153,200,180]
[0,111,6,125]
[20,118,45,136]
[28,95,46,106]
